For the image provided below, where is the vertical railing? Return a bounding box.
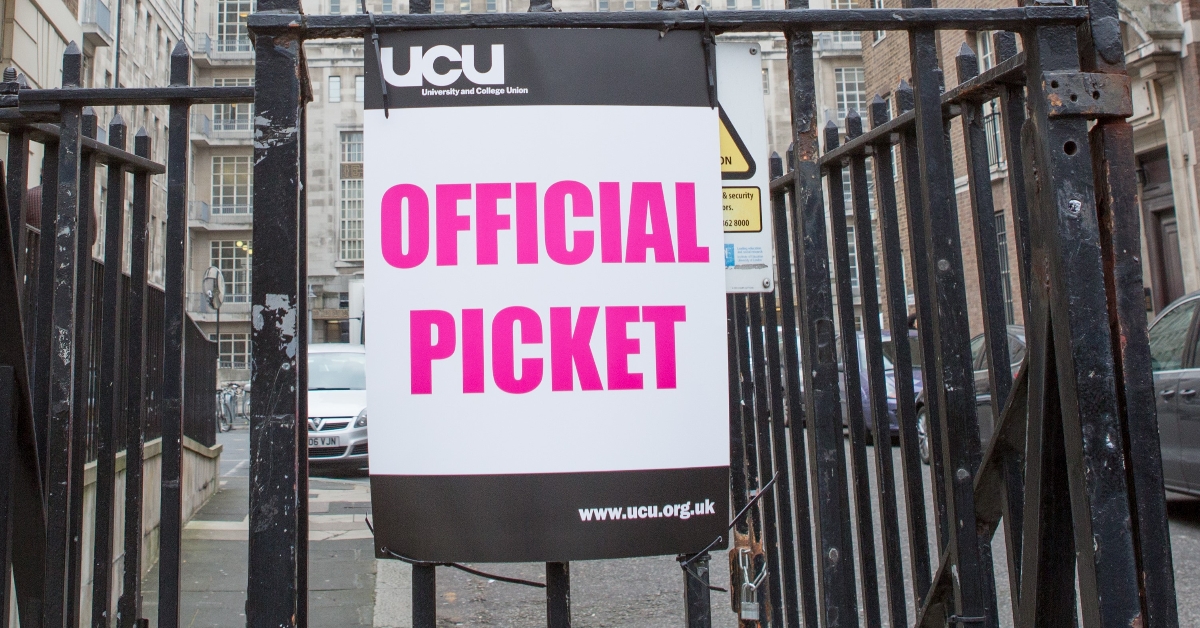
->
[248,0,306,622]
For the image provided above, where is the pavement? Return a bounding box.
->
[139,428,739,627]
[134,428,1200,627]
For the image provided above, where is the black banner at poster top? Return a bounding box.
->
[363,28,711,109]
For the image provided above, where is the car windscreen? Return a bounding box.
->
[308,352,366,390]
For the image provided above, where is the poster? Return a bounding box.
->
[716,42,775,293]
[363,29,730,563]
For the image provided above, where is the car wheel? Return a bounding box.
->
[916,406,930,465]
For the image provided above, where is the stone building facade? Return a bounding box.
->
[180,0,859,383]
[857,0,1200,342]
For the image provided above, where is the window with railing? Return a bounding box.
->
[213,332,251,369]
[213,77,253,131]
[996,211,1015,323]
[212,155,252,214]
[216,0,252,53]
[983,99,1005,169]
[834,67,867,121]
[211,240,252,304]
[340,132,365,261]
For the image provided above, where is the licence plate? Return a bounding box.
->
[309,436,339,447]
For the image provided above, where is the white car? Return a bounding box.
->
[307,343,368,470]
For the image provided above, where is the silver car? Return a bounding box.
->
[307,343,368,470]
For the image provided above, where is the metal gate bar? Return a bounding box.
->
[0,0,1180,626]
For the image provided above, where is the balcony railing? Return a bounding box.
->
[81,0,113,42]
[189,200,210,222]
[191,112,253,142]
[815,31,863,52]
[195,32,254,60]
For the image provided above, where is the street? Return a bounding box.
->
[145,428,1200,626]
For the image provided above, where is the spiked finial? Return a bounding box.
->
[955,42,979,84]
[845,108,863,140]
[869,94,889,129]
[171,40,191,86]
[786,143,795,172]
[824,119,841,153]
[62,41,82,88]
[108,114,127,150]
[769,151,783,179]
[134,127,151,159]
[994,31,1018,62]
[82,107,98,139]
[896,79,914,113]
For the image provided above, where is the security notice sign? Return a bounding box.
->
[717,42,775,293]
[363,29,730,563]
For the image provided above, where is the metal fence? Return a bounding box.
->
[0,1,1183,627]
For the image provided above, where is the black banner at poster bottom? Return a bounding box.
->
[371,466,729,563]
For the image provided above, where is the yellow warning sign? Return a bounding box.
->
[719,107,756,180]
[723,187,762,233]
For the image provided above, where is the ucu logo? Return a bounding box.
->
[381,45,505,87]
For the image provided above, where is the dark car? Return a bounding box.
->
[1148,292,1200,495]
[840,330,925,442]
[915,325,1026,464]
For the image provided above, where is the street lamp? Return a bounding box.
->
[202,266,225,366]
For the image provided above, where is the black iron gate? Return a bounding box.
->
[0,0,1181,626]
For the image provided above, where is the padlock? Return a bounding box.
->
[739,582,760,621]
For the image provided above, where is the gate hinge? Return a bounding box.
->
[1042,71,1131,119]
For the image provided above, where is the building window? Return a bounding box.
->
[725,0,735,8]
[329,75,341,103]
[995,211,1015,324]
[213,77,253,131]
[341,131,363,163]
[383,0,392,11]
[983,99,1004,169]
[842,223,860,291]
[834,67,867,121]
[977,31,996,71]
[355,75,365,102]
[486,0,495,11]
[340,181,364,261]
[211,240,252,304]
[213,333,251,369]
[330,0,340,12]
[216,0,252,53]
[212,155,252,214]
[623,0,633,9]
[341,132,365,261]
[751,0,760,8]
[762,68,769,95]
[460,0,469,11]
[872,0,885,42]
[829,0,859,43]
[434,0,444,11]
[598,0,608,9]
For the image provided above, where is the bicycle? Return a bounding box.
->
[216,383,241,433]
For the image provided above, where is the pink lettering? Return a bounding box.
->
[641,305,686,389]
[605,306,643,390]
[492,306,544,394]
[674,183,709,263]
[436,184,472,266]
[462,308,485,393]
[544,181,594,265]
[475,183,512,265]
[410,310,457,394]
[380,184,430,269]
[550,307,603,391]
[515,182,539,264]
[625,182,676,263]
[599,182,622,263]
